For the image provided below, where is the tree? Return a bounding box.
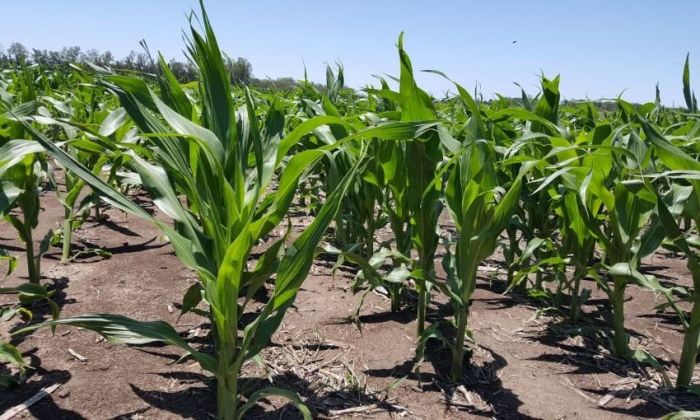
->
[80,48,100,64]
[252,77,297,91]
[123,50,137,68]
[60,46,81,63]
[228,56,252,85]
[47,50,62,66]
[100,51,114,66]
[134,52,152,72]
[32,49,48,65]
[168,58,197,82]
[8,42,28,64]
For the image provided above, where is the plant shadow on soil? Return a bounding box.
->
[38,296,531,420]
[468,272,700,418]
[0,349,82,419]
[527,316,700,418]
[42,237,169,264]
[329,283,536,418]
[365,336,536,419]
[1,276,81,418]
[112,360,415,419]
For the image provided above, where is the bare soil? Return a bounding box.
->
[1,186,699,419]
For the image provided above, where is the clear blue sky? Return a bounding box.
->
[1,1,698,105]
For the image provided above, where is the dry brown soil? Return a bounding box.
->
[1,186,699,419]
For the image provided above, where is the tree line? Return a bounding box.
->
[0,41,301,90]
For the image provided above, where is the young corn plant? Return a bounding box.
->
[0,249,59,388]
[296,64,386,259]
[53,153,109,262]
[361,77,417,311]
[519,76,564,293]
[390,34,443,333]
[315,36,444,324]
[15,5,432,418]
[554,188,598,321]
[0,249,22,388]
[512,123,614,318]
[485,75,568,296]
[436,139,527,381]
[0,74,53,283]
[583,174,662,357]
[37,82,127,261]
[643,120,700,387]
[514,118,662,355]
[0,146,51,284]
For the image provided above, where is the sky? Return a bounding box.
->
[1,1,699,106]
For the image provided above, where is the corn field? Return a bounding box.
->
[1,3,700,419]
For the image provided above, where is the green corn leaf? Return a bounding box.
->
[13,314,216,372]
[238,387,311,420]
[0,180,23,215]
[683,54,697,113]
[98,107,128,137]
[0,340,25,372]
[0,140,44,176]
[157,53,193,119]
[150,91,224,164]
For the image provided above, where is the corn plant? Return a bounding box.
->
[553,186,598,320]
[0,249,22,388]
[355,36,445,331]
[518,76,564,293]
[295,64,386,259]
[361,77,417,311]
[311,36,443,325]
[479,76,568,297]
[436,138,526,381]
[643,119,700,386]
[0,72,53,283]
[15,4,432,418]
[580,172,662,356]
[398,39,443,336]
[0,144,50,284]
[35,81,126,262]
[512,123,615,318]
[0,249,59,388]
